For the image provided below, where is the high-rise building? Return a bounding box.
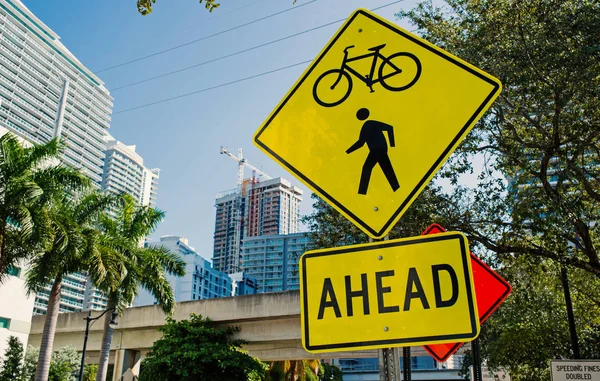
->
[241,233,309,293]
[213,177,303,274]
[0,0,162,316]
[32,271,88,315]
[102,137,160,207]
[135,236,233,306]
[0,0,113,186]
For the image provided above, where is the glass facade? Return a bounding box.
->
[241,233,310,293]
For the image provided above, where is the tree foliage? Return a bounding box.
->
[83,365,98,381]
[20,345,81,381]
[319,363,342,381]
[266,360,321,381]
[137,0,220,15]
[0,336,23,381]
[95,194,185,381]
[476,257,600,380]
[139,314,265,381]
[0,133,88,283]
[396,0,600,278]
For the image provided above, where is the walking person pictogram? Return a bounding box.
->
[346,108,400,195]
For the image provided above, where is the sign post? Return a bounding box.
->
[253,6,503,373]
[402,347,411,381]
[378,348,401,381]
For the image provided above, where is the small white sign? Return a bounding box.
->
[551,360,600,381]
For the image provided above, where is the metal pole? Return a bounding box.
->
[471,338,482,381]
[78,311,92,381]
[561,265,581,359]
[379,348,400,381]
[402,347,411,381]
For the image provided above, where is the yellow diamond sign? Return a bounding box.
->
[254,9,502,239]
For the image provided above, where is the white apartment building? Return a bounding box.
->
[0,0,157,317]
[0,265,34,355]
[0,0,113,185]
[103,137,160,207]
[135,236,233,306]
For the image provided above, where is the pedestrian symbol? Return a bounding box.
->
[346,108,399,195]
[254,8,502,239]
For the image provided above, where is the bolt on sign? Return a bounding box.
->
[253,8,502,239]
[299,232,479,353]
[421,224,512,362]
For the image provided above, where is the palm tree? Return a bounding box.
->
[0,132,89,281]
[95,194,185,381]
[268,360,321,381]
[25,191,120,381]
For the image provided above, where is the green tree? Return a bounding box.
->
[0,336,24,381]
[83,365,98,381]
[396,0,600,278]
[48,346,79,381]
[267,360,321,381]
[319,363,342,381]
[95,194,185,381]
[136,0,220,15]
[0,133,88,282]
[22,346,39,381]
[477,257,600,380]
[26,192,119,381]
[138,314,265,381]
[21,346,82,381]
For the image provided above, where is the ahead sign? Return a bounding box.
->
[300,233,479,353]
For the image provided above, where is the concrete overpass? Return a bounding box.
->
[28,291,457,381]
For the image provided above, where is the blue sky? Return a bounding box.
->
[23,0,445,258]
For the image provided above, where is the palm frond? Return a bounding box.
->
[141,246,186,277]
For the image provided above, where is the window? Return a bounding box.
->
[0,317,10,329]
[7,266,20,277]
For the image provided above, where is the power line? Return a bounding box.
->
[171,0,266,35]
[111,4,415,116]
[112,59,312,115]
[96,0,319,73]
[110,0,405,92]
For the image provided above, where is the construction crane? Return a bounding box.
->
[219,146,271,274]
[219,146,271,186]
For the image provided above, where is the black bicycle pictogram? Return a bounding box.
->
[312,44,422,107]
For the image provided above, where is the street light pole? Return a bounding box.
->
[77,308,118,381]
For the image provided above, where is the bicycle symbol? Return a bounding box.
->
[312,44,422,107]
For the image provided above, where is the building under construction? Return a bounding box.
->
[212,148,303,274]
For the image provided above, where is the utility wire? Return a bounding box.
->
[171,0,266,35]
[112,60,312,115]
[96,0,319,73]
[111,2,414,115]
[110,0,405,92]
